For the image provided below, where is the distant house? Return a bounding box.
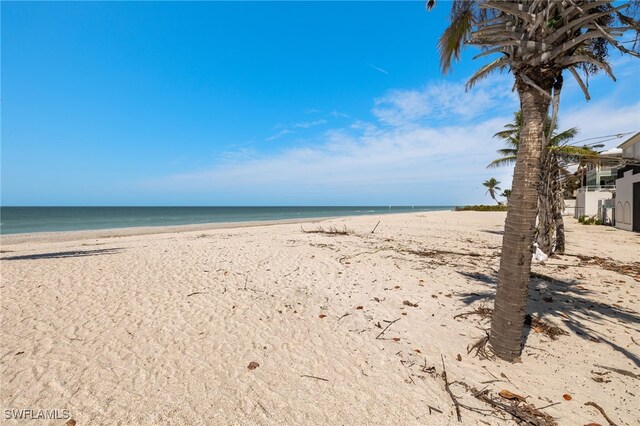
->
[614,132,640,232]
[574,151,619,221]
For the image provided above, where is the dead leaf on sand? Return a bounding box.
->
[563,394,572,401]
[403,300,418,307]
[392,337,401,342]
[319,314,327,319]
[456,354,462,361]
[66,420,76,426]
[356,306,364,310]
[498,389,526,402]
[248,362,260,370]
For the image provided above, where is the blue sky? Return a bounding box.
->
[2,2,639,206]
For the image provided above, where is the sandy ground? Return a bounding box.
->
[1,211,639,425]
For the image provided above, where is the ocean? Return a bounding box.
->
[0,206,453,235]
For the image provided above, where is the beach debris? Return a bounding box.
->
[319,314,327,319]
[525,315,569,340]
[440,355,462,422]
[375,318,401,339]
[337,313,350,321]
[371,220,381,234]
[356,306,364,310]
[248,362,260,370]
[427,405,443,415]
[593,365,640,380]
[467,332,492,360]
[563,394,572,401]
[300,374,329,382]
[498,389,526,402]
[301,225,352,236]
[392,337,401,342]
[591,371,612,383]
[66,420,76,426]
[454,305,493,320]
[533,243,548,263]
[456,354,462,362]
[186,291,207,297]
[473,388,557,426]
[403,300,418,307]
[585,401,618,426]
[570,254,640,281]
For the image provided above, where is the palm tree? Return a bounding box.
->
[500,189,512,204]
[488,111,595,254]
[429,1,639,361]
[483,178,502,204]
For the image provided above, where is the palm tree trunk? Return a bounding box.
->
[537,150,554,255]
[553,162,566,253]
[489,73,553,362]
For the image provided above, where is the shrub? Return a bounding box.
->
[578,215,600,225]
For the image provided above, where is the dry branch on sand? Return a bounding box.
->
[454,305,493,320]
[524,315,569,340]
[301,225,353,236]
[473,388,558,426]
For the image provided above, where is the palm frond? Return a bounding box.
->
[550,127,579,145]
[487,156,517,168]
[466,57,510,89]
[438,3,475,74]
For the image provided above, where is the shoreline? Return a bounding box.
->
[0,210,447,246]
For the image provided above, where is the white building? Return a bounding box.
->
[573,152,619,219]
[614,132,640,232]
[574,186,615,218]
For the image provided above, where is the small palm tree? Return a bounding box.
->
[500,189,512,204]
[429,0,639,361]
[488,111,596,254]
[483,178,502,204]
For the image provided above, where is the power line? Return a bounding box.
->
[569,131,635,146]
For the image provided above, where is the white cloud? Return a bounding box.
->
[139,72,638,204]
[294,119,327,129]
[372,73,517,127]
[265,128,294,141]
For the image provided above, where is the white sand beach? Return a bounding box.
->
[1,211,639,425]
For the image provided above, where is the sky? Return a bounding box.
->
[2,1,639,206]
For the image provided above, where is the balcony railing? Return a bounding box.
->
[577,185,616,192]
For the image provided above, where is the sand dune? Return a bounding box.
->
[1,211,639,425]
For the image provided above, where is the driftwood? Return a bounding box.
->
[585,401,617,426]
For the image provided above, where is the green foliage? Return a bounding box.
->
[578,215,601,225]
[455,205,509,212]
